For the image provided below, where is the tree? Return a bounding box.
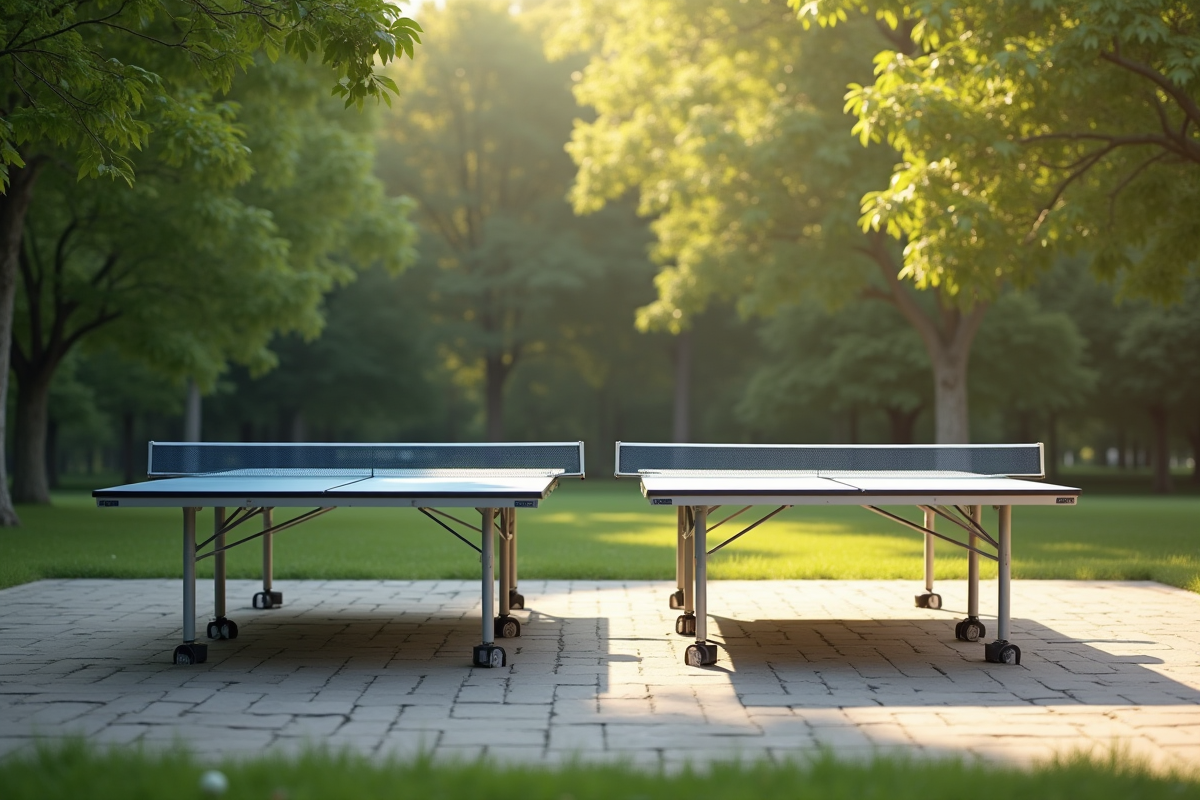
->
[558,0,999,445]
[0,0,421,523]
[376,0,612,441]
[1113,282,1200,492]
[11,55,417,506]
[817,0,1200,303]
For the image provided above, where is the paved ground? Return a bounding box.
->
[2,578,1199,771]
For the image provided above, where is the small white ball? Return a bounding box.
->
[199,770,229,796]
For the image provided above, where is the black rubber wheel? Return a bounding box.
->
[509,590,525,610]
[669,590,684,610]
[954,620,965,640]
[252,592,272,610]
[494,616,521,639]
[220,620,239,640]
[206,621,221,640]
[172,643,207,665]
[928,593,942,610]
[675,614,696,636]
[963,621,984,642]
[472,644,507,668]
[684,643,717,667]
[998,644,1021,665]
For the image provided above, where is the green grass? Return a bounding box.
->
[3,481,1199,592]
[3,740,1199,800]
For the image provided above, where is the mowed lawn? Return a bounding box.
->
[3,481,1198,592]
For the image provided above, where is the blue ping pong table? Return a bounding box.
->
[616,442,1081,668]
[94,441,584,667]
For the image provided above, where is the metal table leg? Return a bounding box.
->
[985,505,1021,665]
[173,508,207,665]
[254,507,282,609]
[915,508,942,609]
[208,507,237,640]
[473,508,506,667]
[508,508,524,609]
[676,507,697,636]
[496,509,520,639]
[670,506,685,609]
[956,505,987,642]
[685,505,717,666]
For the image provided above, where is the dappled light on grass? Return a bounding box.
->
[2,490,1197,589]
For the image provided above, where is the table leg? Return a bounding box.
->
[495,509,520,639]
[473,508,506,668]
[685,505,717,666]
[985,505,1021,665]
[676,507,696,636]
[915,508,942,609]
[254,508,283,609]
[956,505,987,642]
[173,508,207,665]
[670,506,685,609]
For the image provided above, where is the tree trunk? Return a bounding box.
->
[184,379,202,441]
[866,234,985,445]
[11,366,54,504]
[0,159,45,525]
[122,412,137,484]
[886,406,920,444]
[672,331,692,443]
[484,352,507,442]
[1149,405,1172,494]
[46,419,59,489]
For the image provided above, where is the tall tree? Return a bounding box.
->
[0,0,420,523]
[11,56,417,505]
[376,0,608,441]
[819,0,1200,302]
[558,0,997,445]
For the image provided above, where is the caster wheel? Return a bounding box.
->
[472,644,507,668]
[172,643,208,665]
[509,590,525,610]
[984,640,1022,665]
[220,620,239,640]
[253,591,281,609]
[206,621,221,640]
[956,618,985,642]
[915,592,942,610]
[669,590,684,610]
[684,642,718,667]
[675,614,696,636]
[494,616,521,638]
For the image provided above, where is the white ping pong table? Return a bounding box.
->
[615,442,1080,668]
[94,442,585,667]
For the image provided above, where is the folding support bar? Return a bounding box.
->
[417,507,482,554]
[425,507,483,534]
[863,506,999,562]
[953,504,1000,548]
[918,504,1000,549]
[196,507,335,561]
[707,505,790,556]
[196,506,264,551]
[707,506,752,534]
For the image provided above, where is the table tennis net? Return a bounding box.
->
[616,443,1044,478]
[149,442,585,478]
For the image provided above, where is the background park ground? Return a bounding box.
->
[4,469,1197,593]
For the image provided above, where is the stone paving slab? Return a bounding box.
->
[1,578,1199,772]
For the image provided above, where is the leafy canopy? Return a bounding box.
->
[0,0,421,187]
[803,0,1200,302]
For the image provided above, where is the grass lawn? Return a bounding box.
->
[4,742,1199,800]
[3,480,1198,591]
